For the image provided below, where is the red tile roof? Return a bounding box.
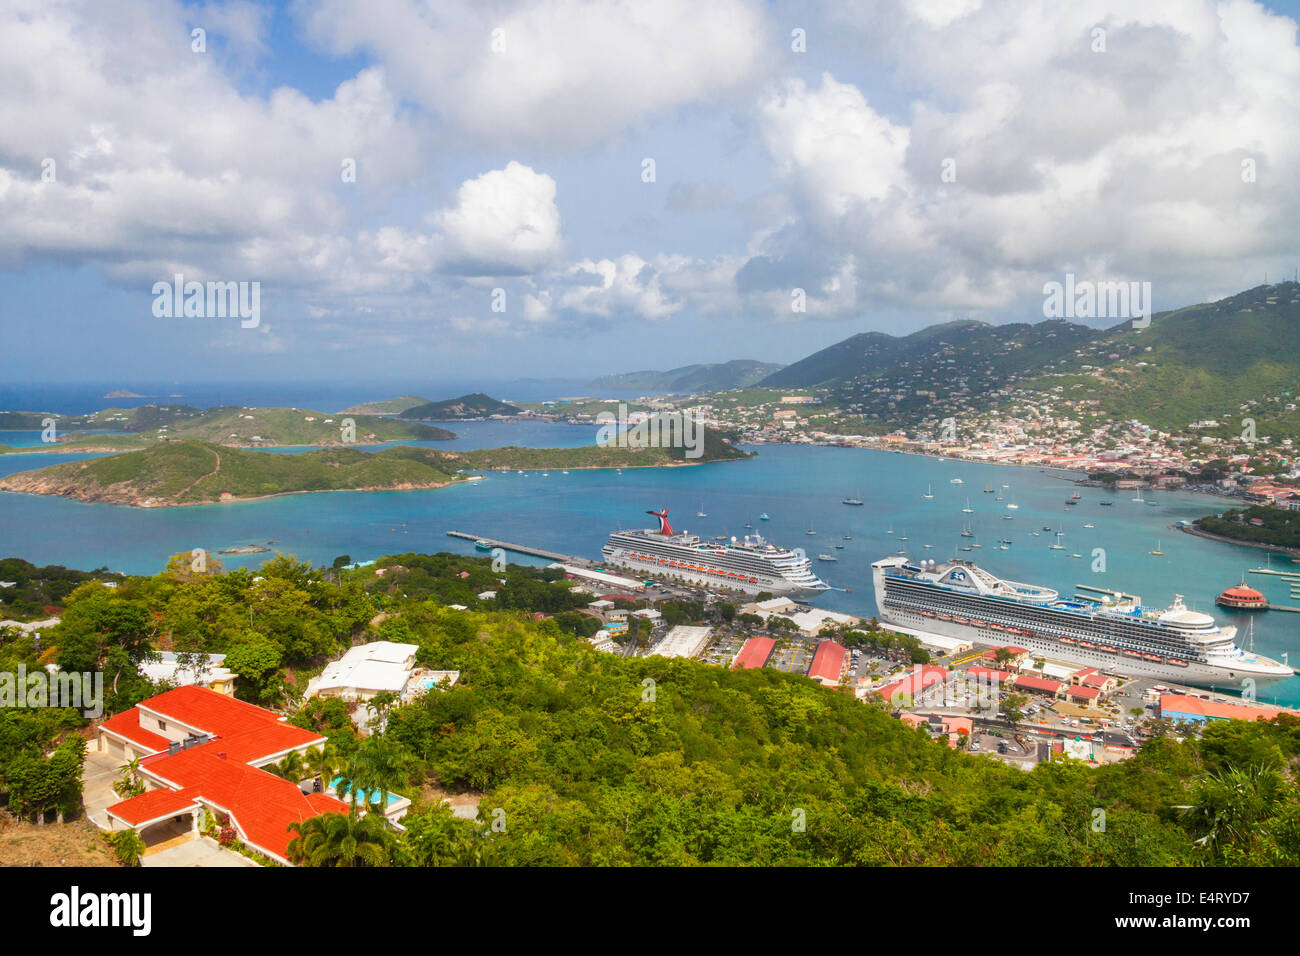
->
[732,637,776,670]
[876,665,949,703]
[1068,685,1102,700]
[99,708,171,754]
[1014,675,1063,694]
[103,687,346,862]
[807,641,847,682]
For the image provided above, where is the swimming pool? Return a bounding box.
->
[329,777,404,806]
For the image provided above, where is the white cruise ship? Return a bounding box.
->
[871,556,1293,689]
[602,509,829,594]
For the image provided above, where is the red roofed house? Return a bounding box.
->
[1013,674,1064,698]
[900,712,974,748]
[98,686,350,864]
[1067,685,1103,704]
[874,665,949,707]
[807,640,848,686]
[732,636,777,670]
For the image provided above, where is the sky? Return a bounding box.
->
[3,0,1300,386]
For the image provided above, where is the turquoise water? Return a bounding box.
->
[1,427,1297,704]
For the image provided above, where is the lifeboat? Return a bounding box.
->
[937,613,952,621]
[921,610,936,618]
[1078,640,1095,649]
[971,620,986,628]
[1168,658,1188,667]
[1143,653,1162,662]
[1059,636,1075,645]
[954,617,969,624]
[1122,649,1142,658]
[1096,645,1117,654]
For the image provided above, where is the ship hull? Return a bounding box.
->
[875,606,1289,688]
[602,548,826,595]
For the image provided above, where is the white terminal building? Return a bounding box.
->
[651,625,713,659]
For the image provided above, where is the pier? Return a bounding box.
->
[445,531,593,567]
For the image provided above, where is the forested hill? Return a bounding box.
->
[399,393,521,420]
[756,282,1300,439]
[0,428,751,506]
[589,360,784,394]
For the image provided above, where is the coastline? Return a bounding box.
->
[1177,523,1300,559]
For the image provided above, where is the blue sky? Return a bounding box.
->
[4,0,1300,388]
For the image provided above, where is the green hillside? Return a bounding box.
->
[0,441,466,505]
[400,393,521,420]
[339,395,433,416]
[589,360,784,394]
[0,427,750,506]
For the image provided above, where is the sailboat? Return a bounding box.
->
[923,483,934,499]
[696,501,707,517]
[983,484,995,493]
[960,521,974,538]
[1150,540,1164,556]
[961,498,974,514]
[899,529,908,541]
[806,522,817,536]
[1049,524,1066,550]
[1132,489,1145,503]
[886,524,893,535]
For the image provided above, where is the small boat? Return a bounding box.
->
[1150,540,1164,556]
[562,470,569,475]
[950,478,963,485]
[843,534,852,540]
[474,539,493,551]
[1043,526,1052,532]
[745,522,753,529]
[759,513,770,521]
[923,483,934,499]
[834,544,845,550]
[1065,499,1077,505]
[1083,523,1095,529]
[899,531,908,540]
[961,522,974,538]
[962,498,974,514]
[983,485,995,493]
[1071,553,1082,558]
[1071,492,1082,500]
[1000,539,1012,545]
[817,553,837,562]
[806,524,817,536]
[961,545,973,552]
[1007,503,1019,510]
[696,501,707,517]
[1099,500,1113,506]
[923,543,934,549]
[842,496,865,506]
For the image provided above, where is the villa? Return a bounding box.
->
[97,686,349,864]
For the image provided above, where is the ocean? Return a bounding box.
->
[1,423,1297,705]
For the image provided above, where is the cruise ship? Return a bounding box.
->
[602,509,829,594]
[871,556,1293,688]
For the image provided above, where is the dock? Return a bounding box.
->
[1249,568,1300,578]
[446,531,593,567]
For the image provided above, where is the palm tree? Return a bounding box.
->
[110,829,147,867]
[347,737,418,818]
[267,750,307,784]
[113,757,144,798]
[302,744,340,794]
[1180,764,1285,861]
[286,811,393,867]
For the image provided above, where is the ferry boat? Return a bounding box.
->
[474,539,493,552]
[842,496,865,506]
[817,553,837,562]
[870,556,1293,688]
[603,509,829,594]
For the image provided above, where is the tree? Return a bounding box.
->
[332,555,352,570]
[303,744,340,793]
[286,811,394,867]
[109,829,146,867]
[224,634,283,704]
[1000,692,1028,727]
[992,647,1013,669]
[114,756,145,798]
[268,750,307,784]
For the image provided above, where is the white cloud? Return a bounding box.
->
[433,162,563,274]
[295,0,770,149]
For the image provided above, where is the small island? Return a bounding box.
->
[0,404,455,454]
[0,429,752,507]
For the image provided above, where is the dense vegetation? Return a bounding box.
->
[1199,506,1300,549]
[0,558,121,621]
[2,550,1298,865]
